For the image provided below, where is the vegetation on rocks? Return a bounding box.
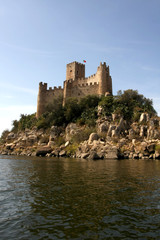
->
[3,89,156,135]
[0,89,159,160]
[99,89,156,120]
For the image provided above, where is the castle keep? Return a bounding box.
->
[36,61,113,118]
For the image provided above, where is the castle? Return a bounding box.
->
[36,61,113,118]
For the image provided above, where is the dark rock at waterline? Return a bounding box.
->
[88,151,100,160]
[36,146,52,156]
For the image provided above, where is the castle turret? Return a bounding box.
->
[97,62,112,96]
[36,82,47,118]
[66,61,85,81]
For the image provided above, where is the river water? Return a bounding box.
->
[0,156,160,239]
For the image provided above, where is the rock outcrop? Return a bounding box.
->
[1,113,160,160]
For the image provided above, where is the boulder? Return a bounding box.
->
[147,143,155,153]
[153,152,160,159]
[59,150,66,157]
[133,153,139,159]
[115,118,125,135]
[107,125,116,137]
[118,138,128,147]
[88,133,99,144]
[139,113,149,123]
[98,123,108,133]
[149,154,153,159]
[81,153,90,159]
[27,135,37,145]
[65,141,70,147]
[128,129,135,139]
[111,129,119,138]
[6,143,15,150]
[48,141,55,147]
[147,126,154,139]
[140,142,147,151]
[140,126,147,137]
[147,127,160,139]
[153,130,160,139]
[7,132,15,140]
[50,126,60,141]
[105,147,119,159]
[112,113,120,121]
[132,139,136,145]
[79,142,90,153]
[36,146,52,156]
[88,151,100,160]
[1,151,8,155]
[65,123,81,141]
[39,135,49,144]
[51,149,60,157]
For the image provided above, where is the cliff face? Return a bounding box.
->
[1,113,160,160]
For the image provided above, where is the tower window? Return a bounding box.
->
[70,70,72,72]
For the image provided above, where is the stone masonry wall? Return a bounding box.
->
[36,83,63,118]
[37,61,113,117]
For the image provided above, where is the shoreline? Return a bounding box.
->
[1,113,160,160]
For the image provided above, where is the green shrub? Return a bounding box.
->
[13,113,37,131]
[155,145,160,153]
[64,98,81,123]
[79,95,101,111]
[65,143,79,156]
[99,95,114,116]
[113,89,156,120]
[54,136,65,147]
[0,129,10,143]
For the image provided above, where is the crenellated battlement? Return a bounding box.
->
[77,82,99,87]
[39,82,63,92]
[37,61,113,118]
[66,61,85,66]
[39,82,47,91]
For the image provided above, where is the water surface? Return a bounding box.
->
[0,155,160,239]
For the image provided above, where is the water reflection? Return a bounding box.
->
[0,156,160,239]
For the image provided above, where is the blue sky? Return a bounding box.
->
[0,0,160,135]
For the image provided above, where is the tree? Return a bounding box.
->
[114,89,156,120]
[64,98,81,123]
[99,95,114,116]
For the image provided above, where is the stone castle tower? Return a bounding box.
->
[36,61,112,118]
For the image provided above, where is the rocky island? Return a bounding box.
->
[1,91,160,160]
[0,61,160,160]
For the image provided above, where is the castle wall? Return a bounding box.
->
[63,62,112,104]
[36,82,63,118]
[66,61,85,81]
[37,61,113,118]
[64,81,99,98]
